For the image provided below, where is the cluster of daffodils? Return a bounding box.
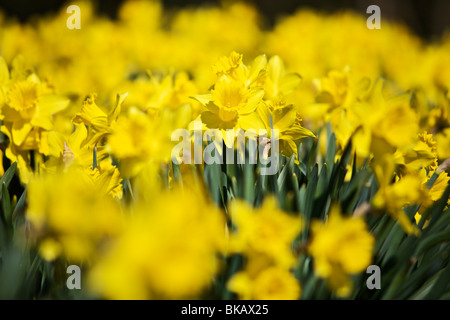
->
[0,0,449,300]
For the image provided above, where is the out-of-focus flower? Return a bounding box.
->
[435,128,450,160]
[26,167,123,262]
[260,55,302,101]
[88,187,226,299]
[308,205,374,297]
[352,80,419,160]
[395,131,438,173]
[228,266,301,300]
[107,106,180,177]
[229,197,303,268]
[415,170,450,225]
[372,161,430,235]
[227,197,303,300]
[72,92,128,145]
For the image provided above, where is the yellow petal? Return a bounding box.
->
[73,95,106,126]
[268,55,284,86]
[12,120,32,146]
[1,104,22,122]
[201,111,236,130]
[396,210,421,236]
[0,56,9,83]
[68,123,88,152]
[238,112,266,131]
[47,131,66,157]
[38,95,70,115]
[190,94,212,106]
[283,126,315,140]
[108,92,128,125]
[247,54,267,85]
[240,88,264,114]
[31,112,53,130]
[272,105,296,130]
[279,73,302,95]
[39,238,63,261]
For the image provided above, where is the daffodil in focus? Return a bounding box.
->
[251,101,315,158]
[192,52,266,146]
[0,56,70,182]
[193,52,314,156]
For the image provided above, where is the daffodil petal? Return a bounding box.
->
[12,120,33,146]
[0,56,9,83]
[247,54,267,85]
[69,123,88,152]
[38,95,70,115]
[272,105,296,130]
[47,131,66,157]
[238,112,266,131]
[240,88,264,114]
[279,73,302,94]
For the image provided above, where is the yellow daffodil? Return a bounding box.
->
[193,78,264,146]
[372,160,430,235]
[0,56,70,182]
[308,205,374,297]
[26,167,123,262]
[353,80,418,159]
[228,266,301,300]
[230,197,303,269]
[251,101,315,158]
[261,55,302,101]
[88,187,226,299]
[395,131,438,173]
[108,107,174,177]
[72,92,128,145]
[415,170,450,225]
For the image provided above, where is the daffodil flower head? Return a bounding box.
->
[230,197,303,269]
[308,205,374,297]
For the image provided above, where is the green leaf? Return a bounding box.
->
[277,155,294,198]
[243,163,255,204]
[1,182,12,233]
[12,189,27,231]
[408,269,444,300]
[0,162,17,197]
[328,140,352,199]
[424,262,450,299]
[414,229,450,257]
[307,137,318,171]
[304,164,318,219]
[394,247,448,299]
[92,145,98,170]
[325,132,336,173]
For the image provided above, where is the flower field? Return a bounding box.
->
[0,1,449,300]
